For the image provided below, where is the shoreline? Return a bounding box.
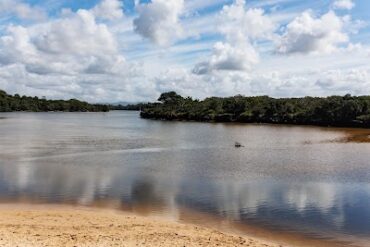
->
[141,114,370,131]
[0,203,280,247]
[0,203,363,247]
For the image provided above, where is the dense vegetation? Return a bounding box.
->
[0,90,109,112]
[140,92,370,128]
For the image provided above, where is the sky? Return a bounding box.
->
[0,0,369,102]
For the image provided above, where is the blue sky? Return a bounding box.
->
[0,0,369,102]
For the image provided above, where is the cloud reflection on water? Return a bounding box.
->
[0,157,369,240]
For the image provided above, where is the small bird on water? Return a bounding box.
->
[235,142,244,148]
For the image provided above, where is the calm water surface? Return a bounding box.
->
[0,111,370,246]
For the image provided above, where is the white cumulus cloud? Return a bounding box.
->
[0,2,150,103]
[193,42,259,74]
[92,0,124,21]
[277,11,350,54]
[133,0,184,46]
[0,0,47,21]
[220,0,276,41]
[315,68,370,94]
[193,0,275,74]
[0,9,124,75]
[333,0,355,10]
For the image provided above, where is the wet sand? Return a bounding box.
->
[0,204,281,247]
[332,128,370,143]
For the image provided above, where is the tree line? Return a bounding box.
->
[0,90,109,112]
[140,91,370,128]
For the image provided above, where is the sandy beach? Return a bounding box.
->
[0,204,282,247]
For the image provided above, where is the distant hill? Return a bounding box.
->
[0,89,109,112]
[110,102,151,111]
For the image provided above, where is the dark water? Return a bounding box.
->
[0,111,370,245]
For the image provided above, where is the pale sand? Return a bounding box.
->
[0,204,282,247]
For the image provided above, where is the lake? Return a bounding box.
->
[0,111,370,246]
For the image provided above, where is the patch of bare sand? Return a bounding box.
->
[0,204,282,247]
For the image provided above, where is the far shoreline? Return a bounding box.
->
[140,113,370,130]
[140,112,370,129]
